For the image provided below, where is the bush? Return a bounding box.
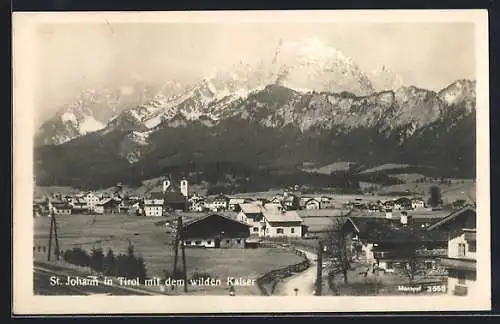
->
[111,243,148,281]
[63,247,91,267]
[62,244,147,281]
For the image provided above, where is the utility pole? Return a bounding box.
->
[47,198,60,262]
[172,215,188,293]
[315,240,323,296]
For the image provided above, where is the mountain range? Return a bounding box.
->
[34,39,476,190]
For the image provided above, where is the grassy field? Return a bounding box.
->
[302,217,339,232]
[377,179,475,203]
[33,213,304,295]
[302,161,354,175]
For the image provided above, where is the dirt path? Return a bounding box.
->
[274,249,318,296]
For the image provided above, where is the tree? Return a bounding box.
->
[115,254,129,278]
[90,247,105,273]
[427,185,443,207]
[103,249,116,276]
[125,242,138,279]
[135,256,148,282]
[324,212,353,284]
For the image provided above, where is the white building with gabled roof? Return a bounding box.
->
[260,205,303,238]
[427,205,476,297]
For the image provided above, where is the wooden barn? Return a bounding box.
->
[182,213,251,248]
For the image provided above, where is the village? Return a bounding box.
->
[32,177,477,297]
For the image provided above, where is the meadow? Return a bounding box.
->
[33,213,305,295]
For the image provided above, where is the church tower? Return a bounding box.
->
[180,179,188,198]
[163,179,171,193]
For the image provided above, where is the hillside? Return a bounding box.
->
[33,38,476,191]
[34,80,476,191]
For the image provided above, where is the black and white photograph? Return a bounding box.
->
[13,10,490,314]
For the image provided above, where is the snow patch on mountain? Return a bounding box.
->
[79,116,106,134]
[273,38,375,96]
[61,112,78,124]
[437,79,476,113]
[370,64,404,92]
[129,131,150,146]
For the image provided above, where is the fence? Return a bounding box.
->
[256,241,311,296]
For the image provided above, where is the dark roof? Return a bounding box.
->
[183,213,250,228]
[427,205,476,231]
[51,201,72,209]
[164,191,187,204]
[350,216,448,244]
[122,199,140,206]
[327,217,360,232]
[149,191,165,199]
[213,195,230,201]
[394,197,412,204]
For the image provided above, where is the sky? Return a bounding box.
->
[34,22,475,123]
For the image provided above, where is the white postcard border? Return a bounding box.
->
[12,9,491,314]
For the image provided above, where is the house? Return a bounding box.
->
[451,199,468,210]
[188,194,206,212]
[95,197,122,214]
[260,205,303,238]
[143,192,165,217]
[190,202,206,212]
[255,198,271,206]
[367,203,380,212]
[427,205,477,296]
[83,192,100,212]
[350,214,448,273]
[392,202,402,211]
[119,199,141,215]
[299,196,313,209]
[144,200,164,216]
[394,197,413,210]
[237,203,265,236]
[182,213,251,248]
[270,196,283,205]
[411,198,426,210]
[50,200,73,215]
[382,200,394,209]
[33,199,50,217]
[283,193,300,211]
[70,197,88,214]
[207,194,230,211]
[71,198,88,214]
[228,198,250,211]
[164,191,187,212]
[319,196,335,209]
[188,193,204,204]
[304,198,321,210]
[263,202,284,211]
[33,204,42,217]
